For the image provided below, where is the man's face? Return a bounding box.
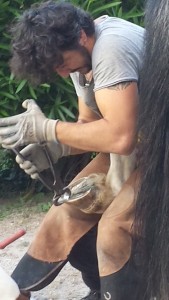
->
[54,46,92,78]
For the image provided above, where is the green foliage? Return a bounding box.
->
[0,147,32,196]
[0,0,144,119]
[0,0,144,197]
[67,0,144,25]
[0,192,52,220]
[0,0,77,120]
[0,148,13,170]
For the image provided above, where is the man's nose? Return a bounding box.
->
[54,67,70,78]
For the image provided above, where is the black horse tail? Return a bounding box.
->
[134,0,169,299]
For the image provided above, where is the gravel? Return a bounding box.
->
[0,210,89,300]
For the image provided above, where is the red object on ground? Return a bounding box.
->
[0,229,26,249]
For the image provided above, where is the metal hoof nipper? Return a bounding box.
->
[13,146,113,213]
[55,173,114,214]
[12,145,67,204]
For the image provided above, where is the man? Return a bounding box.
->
[0,1,144,299]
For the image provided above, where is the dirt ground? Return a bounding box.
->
[0,208,89,300]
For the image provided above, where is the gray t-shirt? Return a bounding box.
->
[70,17,145,194]
[70,16,145,116]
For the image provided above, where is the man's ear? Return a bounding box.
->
[79,30,87,46]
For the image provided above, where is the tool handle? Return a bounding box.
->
[0,229,26,249]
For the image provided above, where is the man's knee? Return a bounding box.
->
[97,216,132,275]
[98,217,130,254]
[69,225,98,271]
[96,178,135,264]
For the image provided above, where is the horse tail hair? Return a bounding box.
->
[134,0,169,299]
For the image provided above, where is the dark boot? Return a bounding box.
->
[100,259,143,300]
[81,290,101,300]
[69,226,100,292]
[12,253,67,291]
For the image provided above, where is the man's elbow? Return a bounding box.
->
[121,143,135,155]
[120,134,136,155]
[110,134,136,155]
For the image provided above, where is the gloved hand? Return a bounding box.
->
[0,99,59,149]
[16,141,71,179]
[0,266,20,300]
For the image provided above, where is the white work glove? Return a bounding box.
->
[15,141,71,179]
[0,266,20,300]
[0,99,59,149]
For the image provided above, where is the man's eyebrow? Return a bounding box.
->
[55,63,79,72]
[70,68,81,73]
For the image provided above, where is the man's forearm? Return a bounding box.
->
[56,119,135,155]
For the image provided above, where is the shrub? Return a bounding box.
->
[0,0,144,195]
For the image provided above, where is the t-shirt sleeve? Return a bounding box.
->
[70,72,82,97]
[92,34,141,92]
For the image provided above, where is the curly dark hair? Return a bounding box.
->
[9,1,95,85]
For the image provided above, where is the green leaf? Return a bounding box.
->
[123,11,144,20]
[0,91,16,100]
[58,109,66,121]
[0,109,9,117]
[9,73,15,81]
[61,106,76,119]
[28,85,37,99]
[56,81,75,94]
[15,79,27,93]
[0,43,10,50]
[0,1,10,8]
[40,83,50,88]
[48,107,55,119]
[92,2,121,15]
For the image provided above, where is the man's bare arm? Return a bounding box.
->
[66,97,101,155]
[108,81,132,90]
[56,81,138,155]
